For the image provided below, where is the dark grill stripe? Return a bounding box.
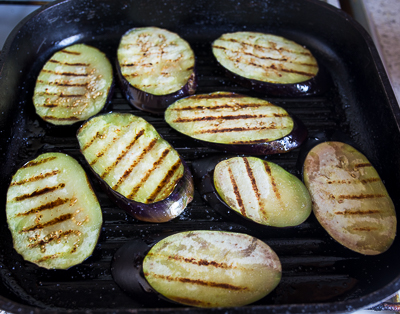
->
[60,50,81,55]
[338,194,386,200]
[335,209,381,215]
[37,80,89,87]
[172,113,289,123]
[146,158,182,203]
[22,156,57,169]
[228,167,246,216]
[354,163,372,169]
[264,162,281,201]
[249,61,316,77]
[11,170,60,186]
[327,178,381,184]
[159,253,232,269]
[100,129,145,179]
[243,158,267,217]
[48,59,89,67]
[43,115,81,122]
[28,229,82,248]
[42,69,89,77]
[194,124,288,135]
[113,138,158,191]
[20,213,73,233]
[145,273,248,291]
[14,183,66,202]
[169,102,272,111]
[17,198,70,217]
[127,148,171,199]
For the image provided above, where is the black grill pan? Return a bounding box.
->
[1,0,400,313]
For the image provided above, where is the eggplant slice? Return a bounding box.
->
[212,32,327,96]
[303,141,396,255]
[77,112,194,223]
[5,153,103,269]
[214,157,312,227]
[117,27,197,113]
[165,91,307,155]
[32,44,113,125]
[112,230,282,308]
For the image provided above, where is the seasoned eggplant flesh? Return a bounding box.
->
[212,32,318,85]
[33,44,113,125]
[303,141,396,255]
[5,153,103,269]
[214,157,312,227]
[117,27,195,96]
[77,113,185,204]
[165,92,294,145]
[142,230,282,308]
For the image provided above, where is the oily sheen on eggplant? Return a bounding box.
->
[116,27,197,113]
[214,157,312,227]
[165,92,307,155]
[5,153,103,269]
[77,112,194,223]
[32,44,113,125]
[112,231,282,308]
[303,141,396,255]
[212,32,328,96]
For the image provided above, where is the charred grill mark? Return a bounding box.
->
[11,170,60,186]
[194,124,288,135]
[353,227,378,231]
[60,49,81,55]
[354,163,372,169]
[146,158,182,203]
[17,198,70,217]
[249,62,316,77]
[228,167,246,216]
[170,102,272,111]
[100,129,145,179]
[150,253,232,269]
[264,162,281,201]
[20,213,73,233]
[37,79,89,87]
[335,209,381,215]
[127,148,171,199]
[213,44,317,67]
[48,60,89,67]
[113,138,158,191]
[28,229,82,248]
[338,194,386,200]
[81,130,106,151]
[42,69,89,77]
[43,115,81,122]
[173,113,289,123]
[327,178,381,184]
[14,183,66,202]
[243,158,266,216]
[22,156,57,169]
[145,273,248,291]
[35,253,62,263]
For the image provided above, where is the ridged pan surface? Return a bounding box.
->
[0,0,400,313]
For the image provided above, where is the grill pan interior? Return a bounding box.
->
[1,0,400,313]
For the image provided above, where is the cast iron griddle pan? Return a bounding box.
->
[1,0,400,313]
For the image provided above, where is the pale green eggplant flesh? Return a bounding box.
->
[77,112,185,205]
[212,31,319,84]
[165,92,294,145]
[117,27,195,96]
[143,230,282,308]
[6,153,103,269]
[214,157,312,227]
[33,44,113,125]
[303,141,396,255]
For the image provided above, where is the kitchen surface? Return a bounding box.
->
[0,0,400,313]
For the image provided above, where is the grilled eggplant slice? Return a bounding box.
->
[32,44,113,125]
[116,27,197,114]
[77,112,193,223]
[112,231,282,308]
[212,32,328,96]
[214,157,311,227]
[165,92,307,155]
[303,141,396,255]
[5,153,102,269]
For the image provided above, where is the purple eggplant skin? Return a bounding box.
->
[91,157,194,223]
[196,114,308,155]
[223,64,330,97]
[115,59,198,114]
[111,235,181,307]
